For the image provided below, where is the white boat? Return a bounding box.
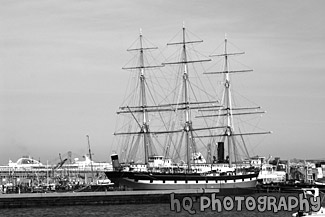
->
[292,188,325,217]
[258,163,286,184]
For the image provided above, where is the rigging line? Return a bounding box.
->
[151,134,165,153]
[250,134,268,156]
[161,82,180,139]
[185,64,216,102]
[126,106,142,129]
[120,131,132,162]
[142,50,161,69]
[120,74,142,108]
[126,35,142,52]
[124,127,133,155]
[166,119,181,159]
[231,88,260,107]
[187,45,211,64]
[233,134,247,160]
[200,73,220,103]
[141,34,160,49]
[147,134,157,157]
[162,64,182,107]
[248,113,264,135]
[189,127,197,156]
[158,80,180,104]
[162,131,170,158]
[166,28,183,47]
[209,40,225,57]
[144,78,173,135]
[236,115,266,132]
[150,81,174,101]
[163,44,183,63]
[145,76,172,108]
[159,41,170,56]
[185,28,204,43]
[120,133,130,162]
[161,52,183,150]
[171,130,185,163]
[214,77,227,131]
[238,125,253,155]
[128,135,142,163]
[232,135,238,166]
[122,53,139,70]
[188,80,217,99]
[166,122,180,159]
[229,57,253,71]
[206,55,224,70]
[170,65,185,115]
[114,114,135,135]
[120,70,137,107]
[191,43,212,63]
[193,52,213,80]
[227,40,246,55]
[239,128,250,158]
[234,111,259,125]
[187,81,215,134]
[193,130,209,152]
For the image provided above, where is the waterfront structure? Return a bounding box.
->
[0,155,112,192]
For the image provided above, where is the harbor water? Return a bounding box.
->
[0,203,294,217]
[1,190,322,217]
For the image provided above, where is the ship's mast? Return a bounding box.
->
[199,35,237,166]
[181,25,192,171]
[198,35,272,166]
[223,35,235,166]
[164,24,211,172]
[139,30,150,165]
[115,30,162,165]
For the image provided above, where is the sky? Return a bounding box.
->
[0,0,325,165]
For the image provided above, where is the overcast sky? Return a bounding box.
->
[1,0,324,165]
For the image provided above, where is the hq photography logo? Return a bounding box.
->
[169,193,321,214]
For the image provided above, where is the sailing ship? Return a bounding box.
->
[105,25,271,194]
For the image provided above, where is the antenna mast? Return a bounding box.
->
[86,135,94,183]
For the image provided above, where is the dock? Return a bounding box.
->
[0,189,219,208]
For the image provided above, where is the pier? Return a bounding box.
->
[0,189,219,208]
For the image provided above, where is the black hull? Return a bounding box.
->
[105,171,258,194]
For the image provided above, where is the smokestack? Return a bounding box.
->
[111,154,121,171]
[217,142,224,163]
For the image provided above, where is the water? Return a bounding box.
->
[0,203,296,217]
[1,191,320,217]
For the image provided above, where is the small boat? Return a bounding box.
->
[258,163,286,184]
[292,188,325,217]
